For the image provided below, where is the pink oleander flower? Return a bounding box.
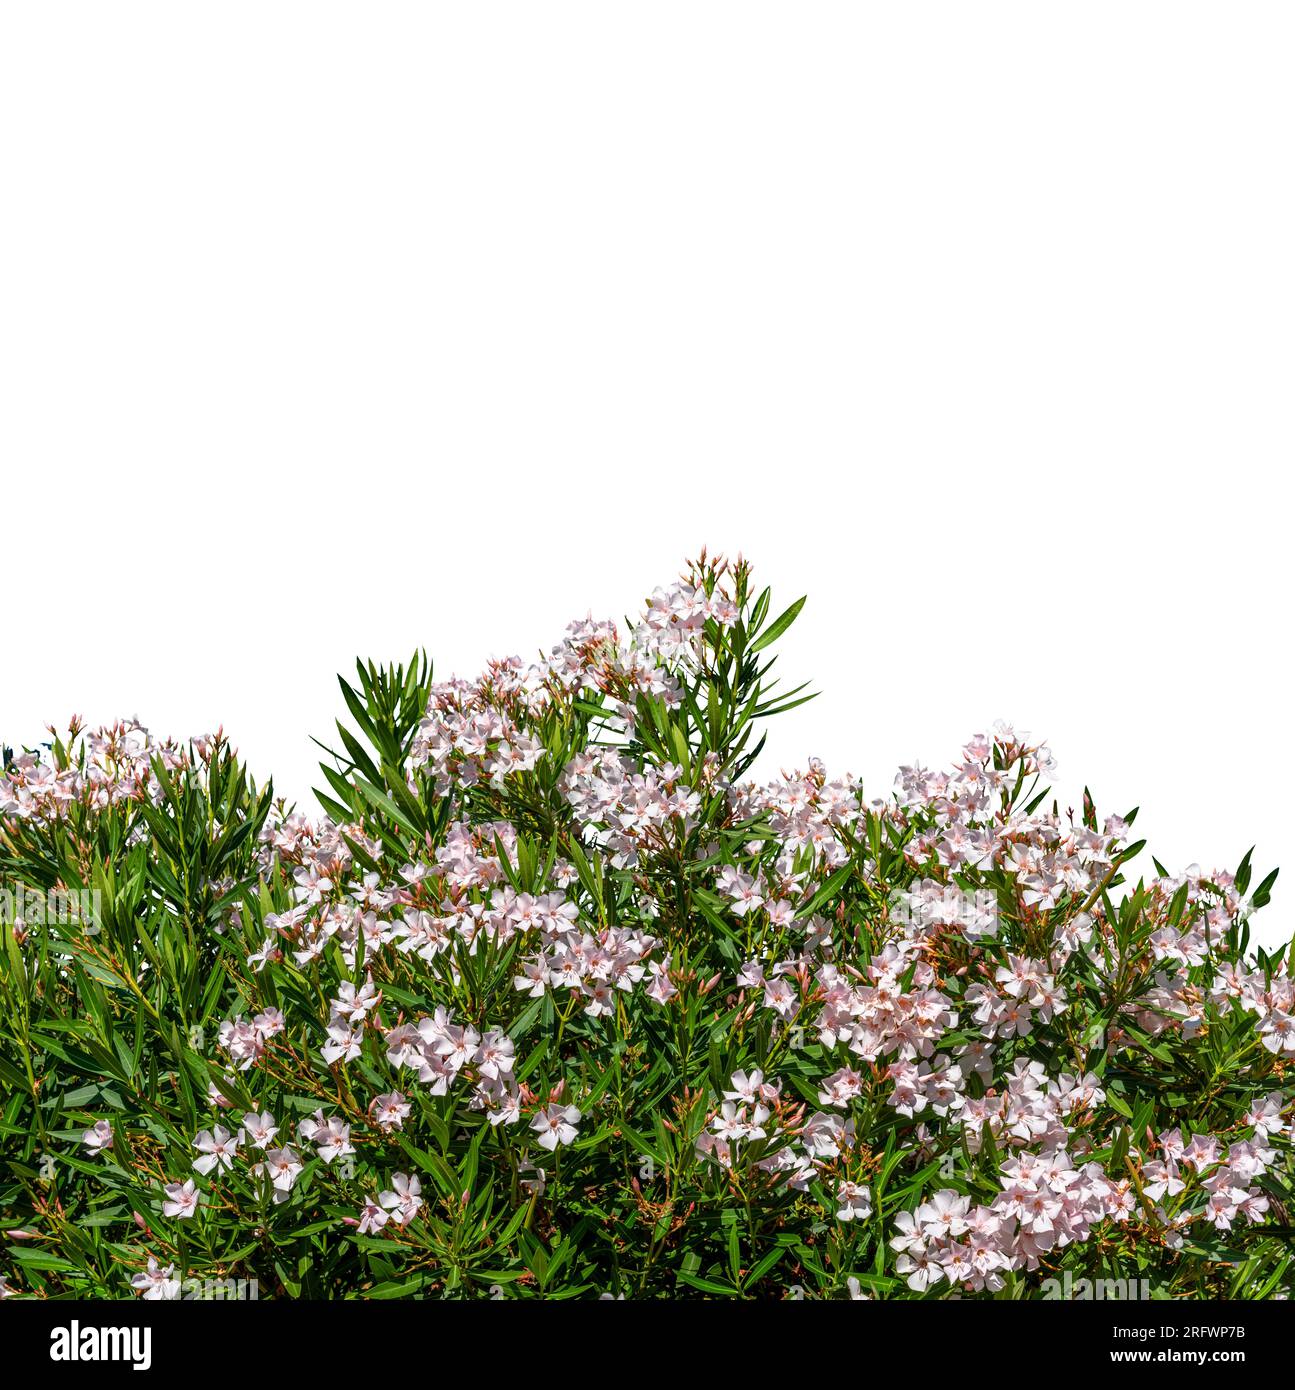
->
[161,1179,199,1220]
[378,1173,423,1227]
[131,1256,181,1300]
[531,1103,581,1151]
[193,1124,241,1175]
[82,1120,113,1154]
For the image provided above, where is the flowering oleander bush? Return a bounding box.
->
[1,553,1291,1301]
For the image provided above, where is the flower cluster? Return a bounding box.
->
[0,718,235,827]
[892,1152,1133,1294]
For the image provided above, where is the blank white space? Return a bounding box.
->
[2,3,1290,947]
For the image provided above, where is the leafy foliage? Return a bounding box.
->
[1,555,1291,1301]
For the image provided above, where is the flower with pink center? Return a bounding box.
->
[531,1103,581,1151]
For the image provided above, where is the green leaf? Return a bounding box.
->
[750,596,806,652]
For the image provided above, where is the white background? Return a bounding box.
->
[1,4,1290,947]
